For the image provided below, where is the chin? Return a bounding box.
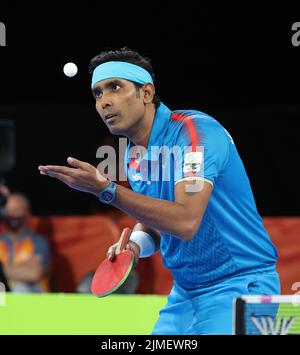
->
[108,126,123,136]
[107,121,128,134]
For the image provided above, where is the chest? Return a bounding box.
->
[127,154,176,201]
[0,237,35,264]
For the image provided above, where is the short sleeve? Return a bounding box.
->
[174,117,230,187]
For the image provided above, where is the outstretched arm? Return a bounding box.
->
[39,157,212,241]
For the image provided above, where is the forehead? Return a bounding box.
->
[92,78,132,91]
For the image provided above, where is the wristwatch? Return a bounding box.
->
[98,181,117,204]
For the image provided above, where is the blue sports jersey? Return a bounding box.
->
[125,102,278,288]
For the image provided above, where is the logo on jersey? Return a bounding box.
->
[131,173,143,182]
[183,152,203,173]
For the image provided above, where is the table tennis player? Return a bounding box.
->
[38,47,280,334]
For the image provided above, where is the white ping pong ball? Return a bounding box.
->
[63,62,78,77]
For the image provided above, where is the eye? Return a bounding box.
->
[111,83,121,91]
[94,89,103,99]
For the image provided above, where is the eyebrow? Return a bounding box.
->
[91,79,123,96]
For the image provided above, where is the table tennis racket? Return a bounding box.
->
[91,227,135,298]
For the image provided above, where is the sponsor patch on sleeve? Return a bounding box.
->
[183,152,203,173]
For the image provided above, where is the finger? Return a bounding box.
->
[38,166,47,173]
[40,170,72,185]
[39,168,61,178]
[39,165,78,178]
[107,247,116,260]
[67,157,89,170]
[128,241,140,255]
[126,243,139,264]
[38,165,76,176]
[107,250,115,260]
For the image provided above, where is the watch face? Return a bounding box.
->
[102,191,113,201]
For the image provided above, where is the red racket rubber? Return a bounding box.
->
[91,227,134,297]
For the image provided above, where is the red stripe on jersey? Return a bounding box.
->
[171,113,201,178]
[171,113,198,152]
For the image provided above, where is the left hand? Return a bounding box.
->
[38,157,109,196]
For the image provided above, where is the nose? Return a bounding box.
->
[100,92,112,110]
[96,95,111,116]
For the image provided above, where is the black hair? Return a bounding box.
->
[89,47,160,108]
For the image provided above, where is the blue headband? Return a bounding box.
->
[91,61,154,88]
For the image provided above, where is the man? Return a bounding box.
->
[38,48,279,334]
[0,193,50,292]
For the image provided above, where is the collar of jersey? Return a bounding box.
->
[127,102,172,162]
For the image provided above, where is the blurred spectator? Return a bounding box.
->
[0,193,51,293]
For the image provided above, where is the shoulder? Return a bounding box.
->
[168,109,228,144]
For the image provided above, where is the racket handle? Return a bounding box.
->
[115,227,132,254]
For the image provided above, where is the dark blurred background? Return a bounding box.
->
[0,3,300,215]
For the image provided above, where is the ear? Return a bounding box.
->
[142,83,155,104]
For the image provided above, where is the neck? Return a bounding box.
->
[129,104,156,148]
